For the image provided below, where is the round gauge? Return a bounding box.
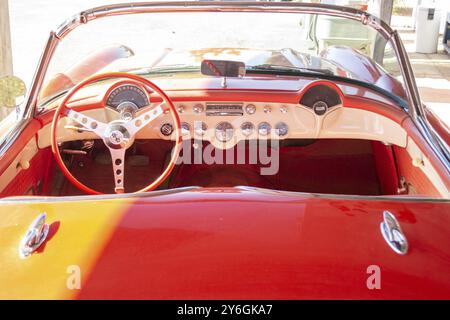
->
[215,122,234,142]
[106,84,149,109]
[181,122,190,135]
[245,104,256,115]
[117,101,138,120]
[263,105,272,114]
[194,121,208,136]
[160,123,173,136]
[240,122,255,137]
[258,122,271,136]
[312,101,328,116]
[275,122,289,136]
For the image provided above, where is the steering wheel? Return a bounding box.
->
[51,72,182,195]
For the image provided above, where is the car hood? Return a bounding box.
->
[1,187,449,299]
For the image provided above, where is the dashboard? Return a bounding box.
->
[103,82,346,148]
[38,80,409,149]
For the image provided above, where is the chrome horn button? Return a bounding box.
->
[108,130,125,145]
[103,120,134,149]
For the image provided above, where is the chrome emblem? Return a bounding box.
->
[109,130,124,145]
[19,213,49,258]
[380,211,408,255]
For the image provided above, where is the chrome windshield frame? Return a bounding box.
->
[5,1,449,172]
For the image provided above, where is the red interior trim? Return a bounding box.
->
[0,119,41,176]
[371,141,399,195]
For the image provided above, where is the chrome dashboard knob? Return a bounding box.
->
[245,104,256,115]
[177,105,186,114]
[193,104,204,114]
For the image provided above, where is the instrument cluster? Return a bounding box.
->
[157,102,292,147]
[100,82,344,148]
[106,84,150,120]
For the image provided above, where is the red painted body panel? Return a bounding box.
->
[424,106,450,146]
[70,188,450,299]
[40,45,134,101]
[321,46,407,100]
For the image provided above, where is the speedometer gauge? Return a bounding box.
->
[106,84,149,109]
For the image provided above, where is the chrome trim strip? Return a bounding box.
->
[234,186,450,203]
[0,186,200,203]
[416,116,450,174]
[1,186,449,204]
[391,30,420,119]
[22,32,59,120]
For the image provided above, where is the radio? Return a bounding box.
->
[206,103,243,116]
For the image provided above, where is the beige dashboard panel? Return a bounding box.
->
[319,107,407,147]
[38,102,407,149]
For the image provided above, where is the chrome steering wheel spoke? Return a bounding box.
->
[108,147,126,194]
[124,103,164,136]
[66,109,108,137]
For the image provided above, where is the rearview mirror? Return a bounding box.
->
[0,76,27,108]
[201,60,246,78]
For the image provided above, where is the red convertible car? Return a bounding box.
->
[0,1,449,299]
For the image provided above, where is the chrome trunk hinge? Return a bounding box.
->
[19,213,49,258]
[380,211,409,255]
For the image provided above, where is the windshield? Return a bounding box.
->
[38,11,405,107]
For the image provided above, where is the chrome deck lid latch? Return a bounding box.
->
[19,213,49,259]
[380,210,408,255]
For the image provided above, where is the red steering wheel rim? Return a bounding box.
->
[51,72,182,195]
